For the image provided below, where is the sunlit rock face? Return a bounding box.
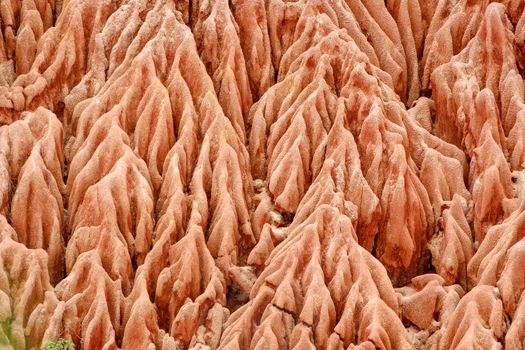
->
[1,0,525,349]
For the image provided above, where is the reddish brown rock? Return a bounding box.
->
[0,224,53,349]
[1,0,525,349]
[434,286,507,349]
[431,2,522,245]
[396,274,466,348]
[0,107,65,283]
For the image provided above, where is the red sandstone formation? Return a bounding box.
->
[1,0,525,349]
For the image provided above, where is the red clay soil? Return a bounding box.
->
[0,0,525,349]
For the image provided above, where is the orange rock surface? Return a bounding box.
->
[1,0,525,349]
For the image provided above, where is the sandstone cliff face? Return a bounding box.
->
[1,0,525,349]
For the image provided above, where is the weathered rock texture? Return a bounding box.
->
[1,0,525,349]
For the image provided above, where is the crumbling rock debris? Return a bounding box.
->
[1,0,525,349]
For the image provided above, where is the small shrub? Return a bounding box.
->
[41,338,75,350]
